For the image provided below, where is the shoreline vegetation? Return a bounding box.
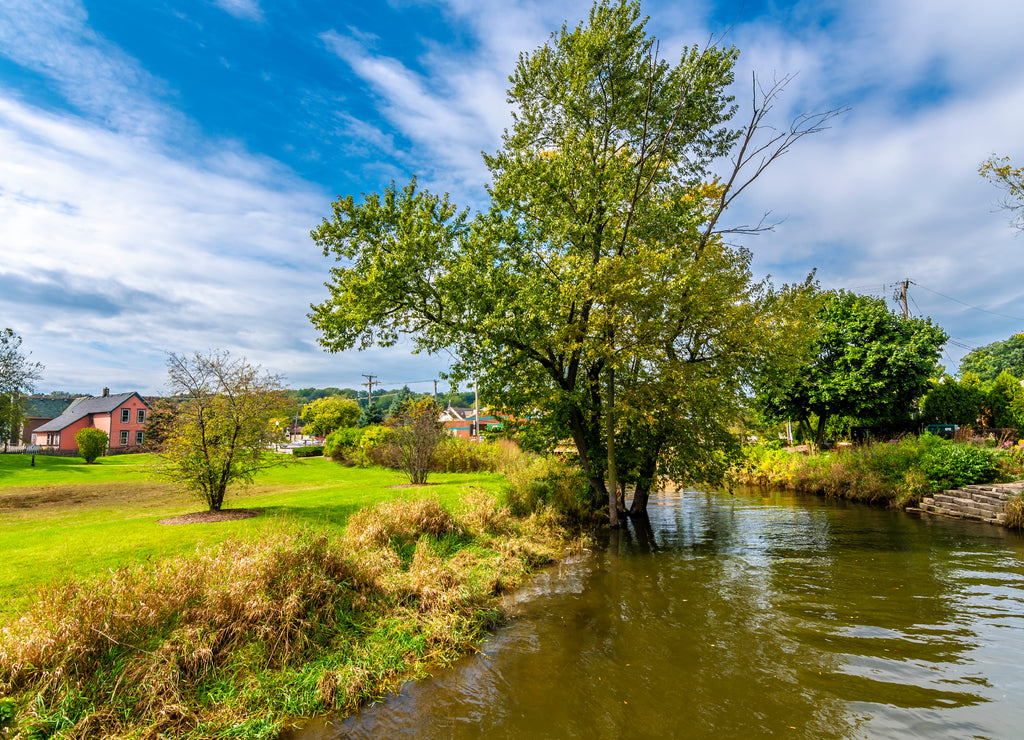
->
[0,450,594,739]
[727,434,1024,527]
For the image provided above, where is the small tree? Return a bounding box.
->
[385,398,445,485]
[75,428,108,464]
[300,395,360,438]
[0,328,44,449]
[356,401,385,428]
[154,351,289,512]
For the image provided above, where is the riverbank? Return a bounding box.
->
[0,493,587,739]
[727,436,1024,524]
[0,453,594,738]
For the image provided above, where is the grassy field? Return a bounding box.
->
[0,452,505,610]
[0,450,578,739]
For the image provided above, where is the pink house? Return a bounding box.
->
[31,389,151,453]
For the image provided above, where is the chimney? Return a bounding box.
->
[102,388,109,397]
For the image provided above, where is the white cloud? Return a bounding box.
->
[0,0,181,137]
[0,95,343,392]
[212,0,264,23]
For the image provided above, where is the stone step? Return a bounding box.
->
[932,494,1002,513]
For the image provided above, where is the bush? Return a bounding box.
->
[500,456,595,523]
[921,443,998,489]
[324,427,365,460]
[292,445,324,458]
[74,428,108,464]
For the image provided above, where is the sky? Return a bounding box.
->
[1,0,1022,396]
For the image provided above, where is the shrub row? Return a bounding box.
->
[729,434,1019,508]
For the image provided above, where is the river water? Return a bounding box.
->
[291,489,1024,739]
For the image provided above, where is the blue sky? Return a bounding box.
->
[1,0,1022,396]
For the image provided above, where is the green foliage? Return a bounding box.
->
[323,426,365,460]
[982,371,1024,429]
[757,291,947,446]
[300,395,360,438]
[500,456,595,523]
[309,0,836,521]
[959,332,1024,382]
[922,374,985,426]
[979,155,1024,232]
[291,445,324,458]
[74,427,108,464]
[731,434,1001,505]
[356,402,385,428]
[920,442,999,490]
[153,351,291,512]
[0,329,43,446]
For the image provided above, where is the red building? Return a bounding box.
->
[31,390,151,453]
[439,406,501,441]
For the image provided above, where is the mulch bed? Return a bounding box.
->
[157,509,264,525]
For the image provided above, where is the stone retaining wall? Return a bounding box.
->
[909,483,1024,526]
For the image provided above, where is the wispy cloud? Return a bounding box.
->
[212,0,264,23]
[0,0,182,138]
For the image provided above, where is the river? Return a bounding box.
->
[289,488,1024,739]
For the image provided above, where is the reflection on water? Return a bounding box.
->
[287,489,1024,739]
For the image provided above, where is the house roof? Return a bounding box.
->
[33,392,150,433]
[22,396,76,419]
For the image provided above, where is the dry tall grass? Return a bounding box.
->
[0,491,578,739]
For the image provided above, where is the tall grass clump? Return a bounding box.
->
[0,490,580,739]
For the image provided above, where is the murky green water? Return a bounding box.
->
[291,489,1024,739]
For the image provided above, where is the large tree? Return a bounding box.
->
[154,351,289,512]
[310,0,835,522]
[757,292,948,445]
[958,332,1024,383]
[0,328,44,450]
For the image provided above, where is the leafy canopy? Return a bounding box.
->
[300,395,360,438]
[958,332,1024,383]
[980,155,1024,232]
[0,329,44,447]
[758,291,948,444]
[311,0,835,520]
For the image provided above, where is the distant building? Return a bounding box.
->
[8,396,76,446]
[439,405,501,441]
[31,389,151,453]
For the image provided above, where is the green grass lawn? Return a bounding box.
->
[0,453,506,612]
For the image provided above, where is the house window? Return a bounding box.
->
[137,409,146,424]
[135,431,144,445]
[119,430,129,445]
[47,432,58,446]
[121,408,130,423]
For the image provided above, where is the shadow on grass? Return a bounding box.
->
[257,504,363,530]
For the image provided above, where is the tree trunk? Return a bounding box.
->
[606,365,619,527]
[568,408,608,502]
[628,436,663,517]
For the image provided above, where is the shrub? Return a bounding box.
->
[500,456,594,523]
[74,428,108,464]
[432,437,502,473]
[292,445,324,458]
[324,426,365,460]
[921,443,998,489]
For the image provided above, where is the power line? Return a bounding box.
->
[914,283,1024,322]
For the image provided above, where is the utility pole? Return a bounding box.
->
[361,374,377,407]
[897,279,911,318]
[473,378,479,441]
[433,379,438,406]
